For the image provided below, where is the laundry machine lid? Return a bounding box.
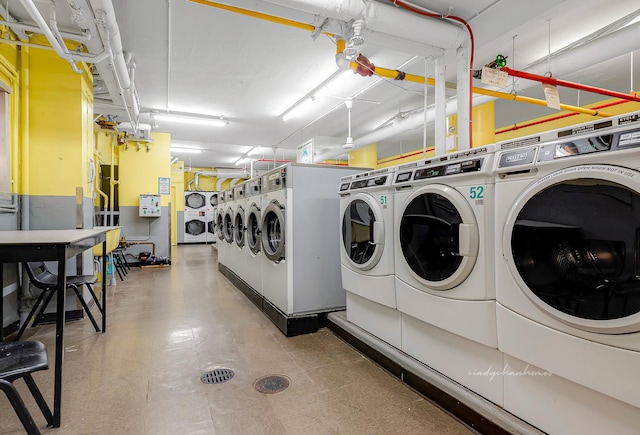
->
[185,192,206,209]
[503,164,640,333]
[341,194,386,271]
[399,184,479,291]
[234,206,246,248]
[262,200,285,262]
[247,203,262,255]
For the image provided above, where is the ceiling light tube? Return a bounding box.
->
[170,147,202,154]
[154,113,228,126]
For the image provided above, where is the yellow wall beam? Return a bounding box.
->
[348,143,377,169]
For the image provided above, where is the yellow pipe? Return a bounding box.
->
[355,62,612,118]
[188,0,333,36]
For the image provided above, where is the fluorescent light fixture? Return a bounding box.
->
[248,146,264,156]
[153,112,228,127]
[170,147,201,154]
[282,96,316,122]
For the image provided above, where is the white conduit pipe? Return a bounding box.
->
[216,178,228,191]
[0,19,91,42]
[315,21,640,162]
[19,0,83,73]
[0,37,109,62]
[229,178,242,187]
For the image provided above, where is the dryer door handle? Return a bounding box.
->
[457,223,478,257]
[372,221,385,245]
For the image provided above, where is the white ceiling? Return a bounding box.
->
[3,0,640,170]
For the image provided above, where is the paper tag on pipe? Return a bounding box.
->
[481,66,508,88]
[543,83,561,110]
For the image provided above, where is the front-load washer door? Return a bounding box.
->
[234,206,246,248]
[247,203,262,255]
[215,211,225,240]
[223,208,234,244]
[262,200,285,263]
[504,164,640,334]
[185,219,205,236]
[185,192,206,210]
[341,194,386,271]
[399,184,479,291]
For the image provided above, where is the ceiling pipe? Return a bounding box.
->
[315,20,640,162]
[229,178,242,187]
[0,4,28,40]
[19,0,83,73]
[66,0,140,129]
[500,67,640,103]
[354,62,612,118]
[0,19,90,42]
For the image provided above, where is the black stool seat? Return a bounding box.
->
[0,341,53,434]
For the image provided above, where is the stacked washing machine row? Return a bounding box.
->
[491,112,640,434]
[219,164,365,336]
[183,191,218,244]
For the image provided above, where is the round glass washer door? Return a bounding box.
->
[185,219,205,236]
[399,184,479,291]
[215,211,225,240]
[234,206,245,248]
[185,192,205,209]
[223,208,234,244]
[247,203,262,255]
[341,194,385,271]
[262,200,285,262]
[504,164,640,334]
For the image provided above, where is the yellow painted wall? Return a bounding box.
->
[0,40,19,195]
[497,99,640,140]
[348,143,377,168]
[27,46,93,197]
[118,132,171,207]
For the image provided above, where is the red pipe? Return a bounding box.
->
[254,158,348,166]
[500,67,640,103]
[495,99,630,135]
[377,147,435,165]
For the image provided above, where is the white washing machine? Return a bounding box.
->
[220,188,236,270]
[494,114,640,422]
[260,164,364,335]
[215,191,227,266]
[206,192,218,243]
[338,166,401,348]
[184,191,207,243]
[393,145,503,405]
[231,183,247,283]
[244,177,263,295]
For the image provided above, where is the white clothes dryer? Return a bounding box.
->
[338,167,401,348]
[220,188,236,271]
[494,114,640,411]
[183,191,207,243]
[393,145,504,406]
[206,192,218,243]
[215,192,227,266]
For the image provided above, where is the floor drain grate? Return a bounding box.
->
[201,368,234,385]
[254,375,290,394]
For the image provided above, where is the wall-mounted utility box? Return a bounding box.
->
[139,194,161,217]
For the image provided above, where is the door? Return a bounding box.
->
[185,219,205,236]
[223,208,234,244]
[262,200,285,262]
[247,203,261,255]
[341,194,385,271]
[504,164,640,333]
[185,192,206,210]
[399,184,479,290]
[234,206,246,248]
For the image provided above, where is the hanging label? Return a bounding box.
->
[543,83,561,110]
[481,66,508,88]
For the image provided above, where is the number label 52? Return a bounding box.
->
[469,186,484,199]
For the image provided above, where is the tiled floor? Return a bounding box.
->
[0,244,473,434]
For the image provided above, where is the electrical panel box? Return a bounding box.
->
[139,194,161,217]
